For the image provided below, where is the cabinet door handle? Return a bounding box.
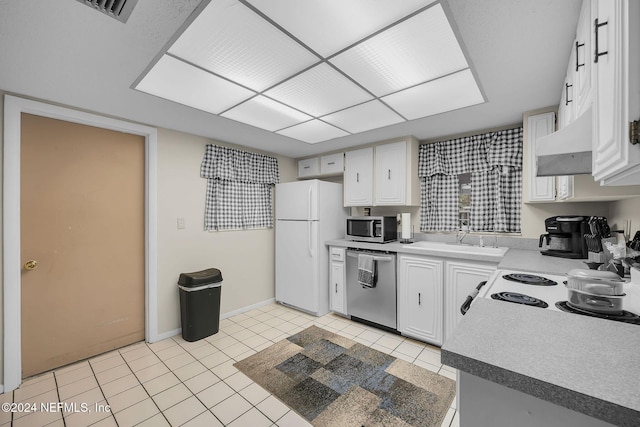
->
[303,166,310,169]
[388,169,391,180]
[335,283,338,293]
[565,83,573,105]
[356,172,359,183]
[328,161,335,165]
[594,18,608,63]
[575,40,585,71]
[418,292,421,306]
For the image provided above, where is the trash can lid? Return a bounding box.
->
[178,268,223,287]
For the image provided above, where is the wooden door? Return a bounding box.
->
[20,113,145,378]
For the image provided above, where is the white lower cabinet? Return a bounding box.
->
[444,261,496,343]
[329,247,346,315]
[397,255,444,346]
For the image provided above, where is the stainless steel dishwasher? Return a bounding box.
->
[345,249,397,330]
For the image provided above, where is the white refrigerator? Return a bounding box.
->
[275,179,348,316]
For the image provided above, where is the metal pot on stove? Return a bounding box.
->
[566,269,625,314]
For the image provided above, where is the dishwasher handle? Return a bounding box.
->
[346,252,394,262]
[460,281,487,315]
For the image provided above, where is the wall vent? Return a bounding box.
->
[75,0,139,23]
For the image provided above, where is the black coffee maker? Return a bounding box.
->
[539,216,589,259]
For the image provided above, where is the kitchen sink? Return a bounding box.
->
[402,241,509,257]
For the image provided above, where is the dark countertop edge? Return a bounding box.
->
[442,347,639,427]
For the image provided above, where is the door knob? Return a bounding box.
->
[23,260,38,270]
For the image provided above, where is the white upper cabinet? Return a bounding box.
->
[592,0,640,184]
[297,157,319,178]
[344,147,374,206]
[344,137,420,207]
[374,141,407,205]
[320,152,344,175]
[574,0,593,117]
[559,53,576,129]
[525,111,556,202]
[297,153,344,179]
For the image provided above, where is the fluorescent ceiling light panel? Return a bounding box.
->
[330,4,469,96]
[264,63,373,117]
[382,69,484,120]
[221,96,312,132]
[277,120,349,144]
[135,55,254,115]
[247,0,434,57]
[322,100,405,134]
[168,0,318,91]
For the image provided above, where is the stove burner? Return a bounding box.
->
[502,273,558,286]
[555,302,640,325]
[491,292,549,308]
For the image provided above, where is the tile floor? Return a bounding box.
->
[0,303,459,427]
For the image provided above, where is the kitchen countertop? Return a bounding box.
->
[326,239,589,272]
[497,248,587,275]
[441,298,640,427]
[327,238,640,425]
[325,239,507,263]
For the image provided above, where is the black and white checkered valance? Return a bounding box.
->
[201,145,279,231]
[418,127,523,233]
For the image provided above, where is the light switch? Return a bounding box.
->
[177,218,185,229]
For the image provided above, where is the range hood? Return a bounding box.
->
[535,107,592,176]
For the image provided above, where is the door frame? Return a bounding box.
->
[3,95,159,392]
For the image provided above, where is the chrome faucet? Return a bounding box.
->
[456,229,469,244]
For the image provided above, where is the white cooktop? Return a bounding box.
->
[480,269,640,315]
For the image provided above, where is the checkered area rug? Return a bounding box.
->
[234,325,455,427]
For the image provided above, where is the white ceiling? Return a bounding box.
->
[0,0,582,158]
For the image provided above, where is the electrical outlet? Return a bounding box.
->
[177,218,185,229]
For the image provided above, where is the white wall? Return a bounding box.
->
[521,201,611,238]
[608,197,640,237]
[156,128,296,335]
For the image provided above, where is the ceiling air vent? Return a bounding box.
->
[75,0,139,23]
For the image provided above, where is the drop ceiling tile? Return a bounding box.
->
[135,55,255,115]
[330,3,469,96]
[277,120,349,144]
[168,0,318,91]
[321,100,404,134]
[248,0,434,57]
[264,63,372,117]
[381,69,484,120]
[221,96,312,132]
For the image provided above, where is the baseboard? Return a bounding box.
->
[0,384,3,394]
[150,328,181,343]
[221,298,276,319]
[149,298,276,343]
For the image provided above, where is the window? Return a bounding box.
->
[418,127,523,233]
[201,144,279,231]
[458,172,471,230]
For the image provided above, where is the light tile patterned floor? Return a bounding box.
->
[0,303,459,427]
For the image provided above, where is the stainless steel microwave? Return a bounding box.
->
[346,216,397,243]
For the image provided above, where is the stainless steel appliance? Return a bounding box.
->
[461,269,640,325]
[346,249,397,330]
[539,216,589,259]
[346,216,397,243]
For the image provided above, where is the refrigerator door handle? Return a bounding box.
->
[307,221,314,257]
[307,185,312,221]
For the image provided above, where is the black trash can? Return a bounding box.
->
[178,268,223,342]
